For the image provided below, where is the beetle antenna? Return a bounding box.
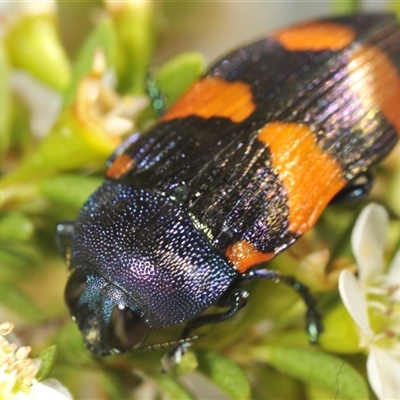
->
[132,334,203,353]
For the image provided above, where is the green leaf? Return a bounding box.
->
[63,19,116,109]
[319,303,361,354]
[156,375,196,400]
[0,111,113,192]
[171,350,198,376]
[97,370,133,400]
[250,364,303,400]
[266,346,368,400]
[196,349,251,400]
[0,249,28,282]
[8,95,32,155]
[0,241,38,281]
[136,52,205,127]
[39,174,103,209]
[331,0,361,14]
[0,40,11,160]
[36,345,57,381]
[109,1,156,94]
[53,323,94,366]
[391,3,400,18]
[0,212,34,241]
[156,52,205,107]
[5,14,71,91]
[388,162,400,217]
[0,283,43,321]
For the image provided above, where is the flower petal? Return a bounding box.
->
[30,379,73,400]
[339,270,373,336]
[351,203,388,283]
[367,346,400,400]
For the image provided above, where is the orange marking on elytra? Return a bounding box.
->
[348,45,400,135]
[226,240,274,273]
[106,154,135,179]
[161,77,256,123]
[258,122,347,234]
[273,21,355,51]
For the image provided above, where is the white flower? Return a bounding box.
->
[74,49,149,138]
[339,203,400,400]
[0,322,73,400]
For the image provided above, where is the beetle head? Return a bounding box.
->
[64,268,150,355]
[60,181,236,355]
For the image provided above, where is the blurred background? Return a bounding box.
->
[59,1,389,63]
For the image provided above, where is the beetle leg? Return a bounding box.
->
[330,171,373,204]
[160,286,249,373]
[182,286,249,334]
[240,268,323,344]
[145,69,167,116]
[56,221,75,268]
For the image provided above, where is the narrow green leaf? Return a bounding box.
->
[391,3,400,18]
[109,2,156,94]
[36,345,57,381]
[0,40,11,160]
[0,249,29,282]
[331,0,361,14]
[156,52,205,107]
[319,303,361,354]
[267,346,368,400]
[156,375,196,400]
[39,174,103,209]
[0,241,39,283]
[172,350,198,376]
[0,112,114,190]
[0,283,43,321]
[5,14,71,91]
[53,323,93,366]
[196,350,251,400]
[97,370,133,400]
[8,96,32,154]
[136,52,205,126]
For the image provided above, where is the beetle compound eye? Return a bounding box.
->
[64,269,87,315]
[109,306,150,352]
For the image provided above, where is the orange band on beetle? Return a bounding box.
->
[106,154,135,179]
[226,240,275,273]
[273,21,355,51]
[258,122,347,234]
[161,77,256,123]
[348,45,400,135]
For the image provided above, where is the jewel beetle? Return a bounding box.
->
[57,13,400,364]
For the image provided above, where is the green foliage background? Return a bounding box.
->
[1,1,400,399]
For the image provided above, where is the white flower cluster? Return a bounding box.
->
[0,322,72,400]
